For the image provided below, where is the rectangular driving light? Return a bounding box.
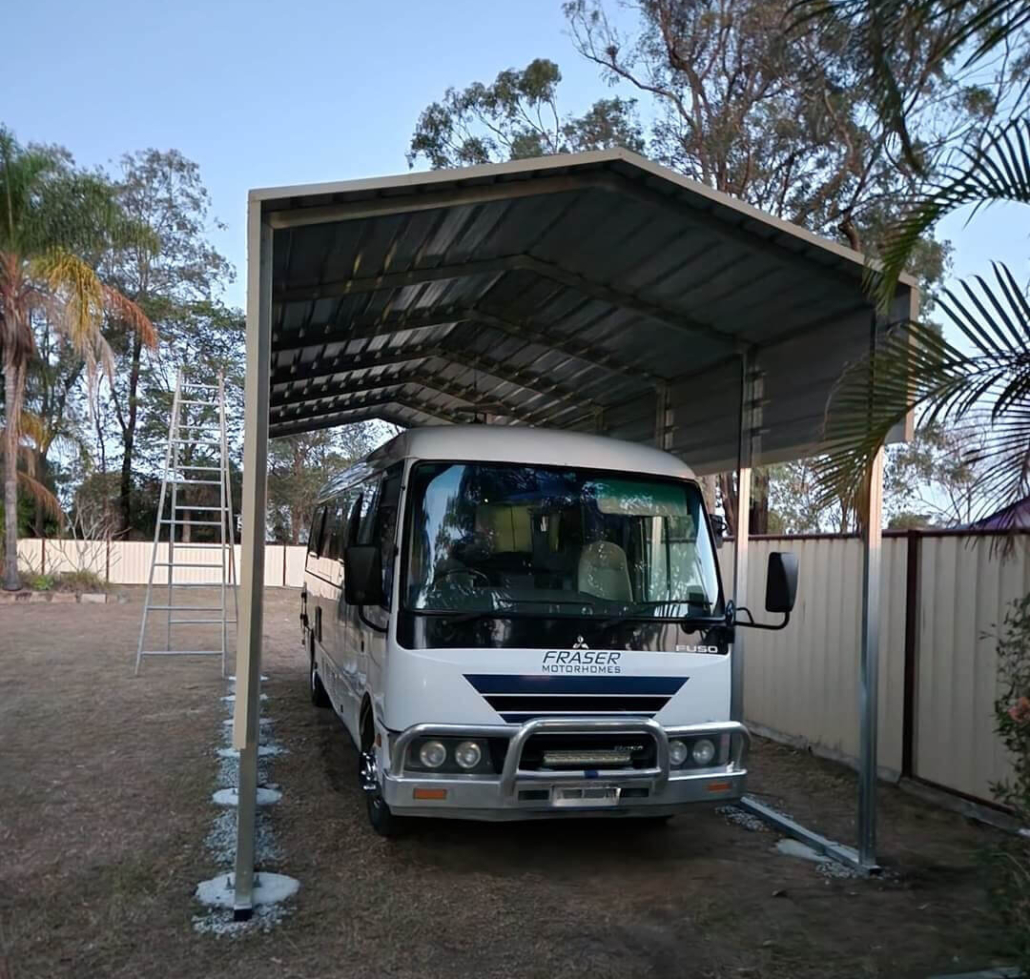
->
[542,750,633,767]
[413,788,448,800]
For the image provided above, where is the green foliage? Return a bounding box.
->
[818,262,1030,524]
[987,595,1030,969]
[408,58,644,169]
[26,572,55,591]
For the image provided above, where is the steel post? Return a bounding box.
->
[232,203,272,920]
[858,445,884,869]
[731,347,757,722]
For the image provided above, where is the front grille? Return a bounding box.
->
[519,734,658,771]
[464,673,688,722]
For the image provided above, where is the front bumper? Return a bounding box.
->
[383,717,749,820]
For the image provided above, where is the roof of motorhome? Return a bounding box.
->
[369,425,696,478]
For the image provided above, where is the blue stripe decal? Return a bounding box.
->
[464,674,688,695]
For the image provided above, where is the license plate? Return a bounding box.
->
[553,785,621,807]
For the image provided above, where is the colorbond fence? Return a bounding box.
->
[16,539,305,588]
[720,530,1030,806]
[17,531,1030,805]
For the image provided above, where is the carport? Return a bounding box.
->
[232,150,918,918]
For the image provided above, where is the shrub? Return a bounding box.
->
[26,573,57,591]
[989,594,1030,968]
[56,569,108,593]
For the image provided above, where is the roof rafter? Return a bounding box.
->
[272,340,601,415]
[270,372,555,427]
[274,304,653,384]
[275,254,736,347]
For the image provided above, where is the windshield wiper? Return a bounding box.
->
[417,599,599,625]
[595,598,719,630]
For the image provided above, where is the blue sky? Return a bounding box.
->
[5,0,1026,311]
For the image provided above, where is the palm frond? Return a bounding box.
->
[16,471,63,523]
[817,264,1030,518]
[102,284,157,349]
[875,120,1030,309]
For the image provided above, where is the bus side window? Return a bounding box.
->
[308,506,328,559]
[356,478,381,545]
[374,468,402,608]
[346,493,364,548]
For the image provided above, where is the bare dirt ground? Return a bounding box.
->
[0,586,1014,979]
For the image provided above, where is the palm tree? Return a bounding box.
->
[816,119,1030,522]
[1,127,156,590]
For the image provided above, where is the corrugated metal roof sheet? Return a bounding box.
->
[255,149,917,471]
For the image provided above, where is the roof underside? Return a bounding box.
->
[258,150,915,474]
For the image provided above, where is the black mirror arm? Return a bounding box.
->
[733,605,791,632]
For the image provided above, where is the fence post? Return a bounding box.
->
[901,530,922,779]
[41,537,46,576]
[283,544,287,586]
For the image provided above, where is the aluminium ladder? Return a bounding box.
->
[135,372,238,675]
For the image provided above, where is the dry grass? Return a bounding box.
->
[0,587,1014,978]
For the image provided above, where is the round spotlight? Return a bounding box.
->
[669,739,689,766]
[692,738,716,766]
[419,740,447,769]
[454,740,483,770]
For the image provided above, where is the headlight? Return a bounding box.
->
[692,738,716,766]
[668,739,688,766]
[419,740,448,769]
[454,740,483,770]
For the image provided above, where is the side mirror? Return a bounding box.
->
[765,552,798,614]
[732,551,798,632]
[344,545,384,607]
[710,514,727,549]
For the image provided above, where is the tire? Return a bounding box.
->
[359,716,405,837]
[309,645,330,708]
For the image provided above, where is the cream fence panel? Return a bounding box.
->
[720,536,907,778]
[913,535,1030,802]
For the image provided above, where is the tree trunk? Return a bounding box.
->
[3,360,22,590]
[118,334,143,535]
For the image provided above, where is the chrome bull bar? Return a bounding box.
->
[390,717,750,791]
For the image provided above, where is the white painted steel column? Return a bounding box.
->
[731,348,757,722]
[232,201,272,919]
[858,445,884,868]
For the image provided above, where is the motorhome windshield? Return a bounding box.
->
[404,462,721,619]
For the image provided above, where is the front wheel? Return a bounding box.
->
[360,748,405,837]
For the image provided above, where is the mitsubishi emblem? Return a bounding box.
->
[572,636,589,650]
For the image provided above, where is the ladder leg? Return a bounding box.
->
[136,372,181,675]
[167,436,179,651]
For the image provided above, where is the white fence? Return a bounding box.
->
[18,531,1030,805]
[17,539,307,588]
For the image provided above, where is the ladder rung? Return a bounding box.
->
[160,519,223,526]
[170,439,220,446]
[162,582,232,588]
[169,618,227,624]
[147,605,224,611]
[182,383,219,390]
[153,562,224,568]
[140,653,224,660]
[168,478,221,485]
[180,399,219,406]
[175,505,225,510]
[177,465,222,471]
[168,543,228,548]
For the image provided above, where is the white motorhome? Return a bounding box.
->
[300,426,796,834]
